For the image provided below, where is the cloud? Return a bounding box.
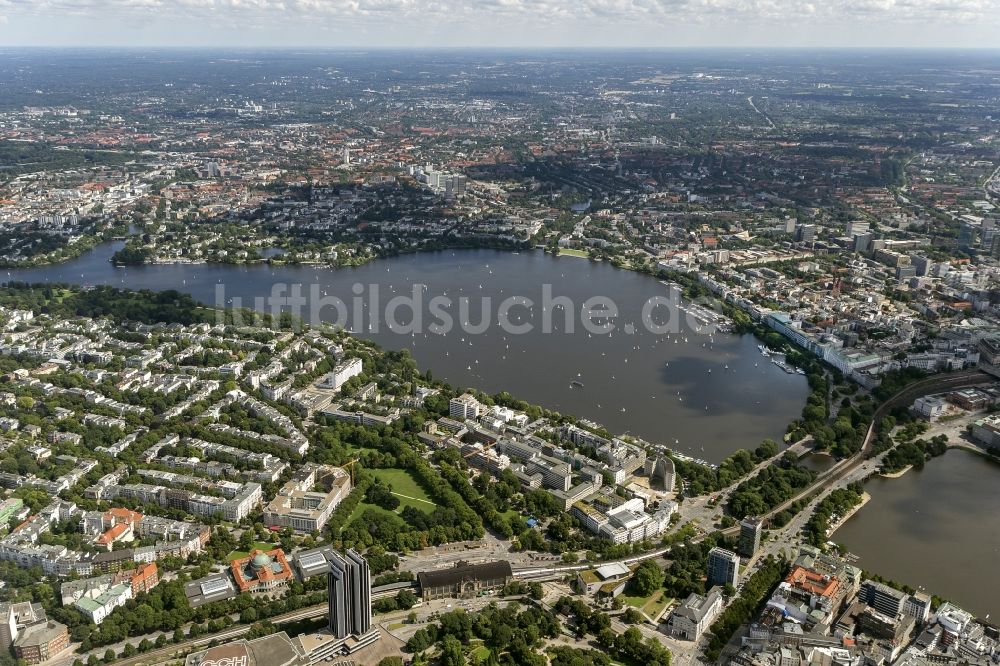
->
[0,0,997,44]
[2,0,998,20]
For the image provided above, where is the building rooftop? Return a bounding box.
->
[230,548,293,592]
[293,546,336,578]
[13,620,66,649]
[594,562,630,580]
[673,587,723,623]
[417,560,512,589]
[786,565,842,600]
[185,631,306,666]
[184,573,237,607]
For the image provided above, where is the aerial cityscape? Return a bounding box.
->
[0,41,999,666]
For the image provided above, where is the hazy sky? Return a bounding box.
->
[1,0,999,48]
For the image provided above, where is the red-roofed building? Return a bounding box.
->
[229,549,293,594]
[786,565,842,600]
[769,565,851,627]
[128,563,159,596]
[95,523,132,550]
[106,508,143,529]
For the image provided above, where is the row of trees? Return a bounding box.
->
[703,556,788,661]
[554,596,671,666]
[726,454,817,519]
[803,484,865,546]
[673,439,781,496]
[373,589,419,614]
[881,434,948,474]
[407,604,561,666]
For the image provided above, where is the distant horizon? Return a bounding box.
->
[2,1,999,51]
[3,45,1000,52]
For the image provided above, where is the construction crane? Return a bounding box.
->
[342,458,359,485]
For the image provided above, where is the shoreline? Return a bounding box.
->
[827,491,872,537]
[11,241,749,336]
[879,445,1000,481]
[11,238,757,340]
[947,441,1000,464]
[879,465,913,479]
[553,248,592,259]
[0,244,802,471]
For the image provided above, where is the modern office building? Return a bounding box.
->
[912,395,948,421]
[796,224,816,244]
[707,547,740,587]
[853,232,874,253]
[859,580,932,623]
[970,414,1000,450]
[327,548,371,639]
[846,221,870,237]
[904,592,933,624]
[738,517,763,558]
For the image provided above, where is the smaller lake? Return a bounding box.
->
[834,449,1000,619]
[799,452,836,473]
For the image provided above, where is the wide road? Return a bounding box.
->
[983,162,1000,204]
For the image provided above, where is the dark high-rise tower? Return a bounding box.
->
[738,516,763,558]
[327,548,371,639]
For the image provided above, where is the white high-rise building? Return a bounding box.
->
[707,547,740,587]
[318,358,363,393]
[449,393,482,420]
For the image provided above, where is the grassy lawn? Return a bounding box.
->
[619,592,646,607]
[556,248,590,258]
[469,644,491,661]
[344,443,381,457]
[347,468,437,523]
[620,589,672,620]
[499,509,523,529]
[226,542,277,561]
[643,591,673,619]
[347,501,399,524]
[51,288,75,303]
[371,468,437,511]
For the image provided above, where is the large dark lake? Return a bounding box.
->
[6,244,808,462]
